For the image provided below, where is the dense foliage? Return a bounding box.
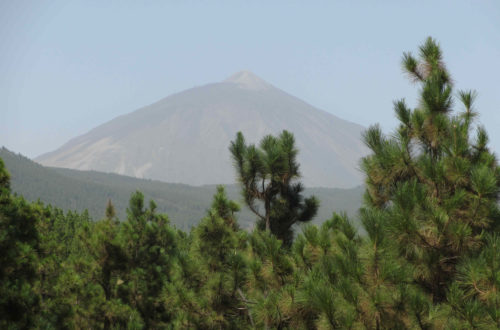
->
[0,38,498,328]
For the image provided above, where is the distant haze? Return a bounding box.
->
[36,71,369,188]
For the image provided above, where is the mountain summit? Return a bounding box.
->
[36,72,369,188]
[224,70,272,90]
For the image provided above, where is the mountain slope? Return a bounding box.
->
[36,71,369,188]
[2,148,364,230]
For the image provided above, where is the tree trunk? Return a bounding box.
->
[265,199,271,232]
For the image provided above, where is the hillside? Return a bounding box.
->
[2,148,364,230]
[36,71,369,188]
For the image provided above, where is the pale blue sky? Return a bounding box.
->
[1,1,499,158]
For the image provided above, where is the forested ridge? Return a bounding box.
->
[1,38,499,329]
[0,147,363,230]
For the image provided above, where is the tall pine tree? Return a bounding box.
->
[361,37,500,303]
[230,130,318,246]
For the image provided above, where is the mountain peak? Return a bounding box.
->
[37,70,369,188]
[224,70,271,90]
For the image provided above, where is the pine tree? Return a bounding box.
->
[246,229,296,328]
[105,198,116,221]
[36,207,96,328]
[190,186,250,328]
[361,37,500,302]
[0,158,42,327]
[118,191,178,328]
[84,215,135,329]
[229,130,318,245]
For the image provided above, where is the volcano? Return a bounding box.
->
[36,71,369,188]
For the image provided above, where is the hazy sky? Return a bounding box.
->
[1,1,499,158]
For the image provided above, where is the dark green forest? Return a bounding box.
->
[0,147,363,230]
[1,38,499,329]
